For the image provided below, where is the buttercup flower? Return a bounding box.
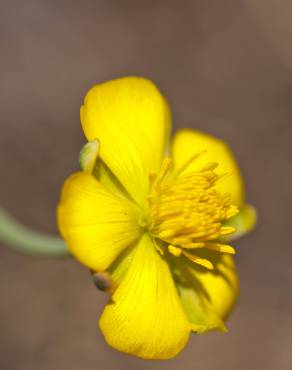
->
[57,77,256,359]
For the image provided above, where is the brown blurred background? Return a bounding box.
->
[1,1,292,369]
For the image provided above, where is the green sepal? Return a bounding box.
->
[79,139,99,172]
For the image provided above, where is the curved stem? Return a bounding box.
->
[0,207,70,257]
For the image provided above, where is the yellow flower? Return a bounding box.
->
[57,77,256,360]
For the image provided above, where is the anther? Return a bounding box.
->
[220,226,236,235]
[168,245,182,257]
[158,229,176,239]
[182,250,214,270]
[206,243,236,254]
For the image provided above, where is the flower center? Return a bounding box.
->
[147,156,238,270]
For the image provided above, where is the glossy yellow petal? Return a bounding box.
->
[57,172,141,271]
[79,139,128,198]
[107,245,136,286]
[188,252,238,320]
[195,254,239,319]
[171,129,244,207]
[99,233,191,360]
[93,160,129,198]
[172,250,238,334]
[223,203,257,241]
[80,76,171,206]
[177,283,226,334]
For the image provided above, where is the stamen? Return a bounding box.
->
[172,150,206,177]
[158,229,176,239]
[153,238,165,255]
[149,172,157,184]
[182,250,214,270]
[148,157,238,270]
[168,245,182,256]
[226,205,239,218]
[200,162,218,172]
[205,243,235,254]
[220,226,236,235]
[156,157,172,183]
[182,242,206,249]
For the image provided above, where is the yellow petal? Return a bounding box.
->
[94,160,128,198]
[80,77,171,206]
[79,140,128,198]
[57,172,141,271]
[177,283,226,334]
[172,250,238,333]
[171,129,244,207]
[223,203,257,241]
[195,254,239,319]
[190,252,238,320]
[99,233,191,360]
[107,245,136,286]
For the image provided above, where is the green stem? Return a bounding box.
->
[0,207,70,257]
